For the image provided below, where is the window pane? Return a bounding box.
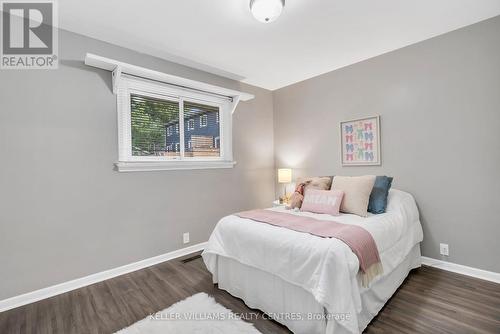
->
[183,101,220,158]
[130,94,180,157]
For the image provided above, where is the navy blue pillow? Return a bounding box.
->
[368,176,393,214]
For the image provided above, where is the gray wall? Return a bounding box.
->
[0,30,275,300]
[273,16,500,272]
[2,16,499,302]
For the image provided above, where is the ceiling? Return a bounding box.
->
[59,0,500,90]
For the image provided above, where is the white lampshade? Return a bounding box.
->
[278,168,292,184]
[250,0,285,23]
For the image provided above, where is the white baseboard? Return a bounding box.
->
[421,256,500,284]
[0,242,207,313]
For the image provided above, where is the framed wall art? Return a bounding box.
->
[340,115,381,166]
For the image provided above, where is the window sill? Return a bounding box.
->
[115,160,237,172]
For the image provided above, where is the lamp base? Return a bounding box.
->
[279,194,290,205]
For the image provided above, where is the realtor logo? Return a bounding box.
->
[1,0,58,69]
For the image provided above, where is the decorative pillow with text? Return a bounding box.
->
[301,189,344,216]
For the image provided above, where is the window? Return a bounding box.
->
[116,75,235,171]
[184,101,220,158]
[130,94,179,158]
[200,114,208,127]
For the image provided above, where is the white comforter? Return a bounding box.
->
[202,189,423,334]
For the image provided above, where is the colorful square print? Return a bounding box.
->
[340,116,381,166]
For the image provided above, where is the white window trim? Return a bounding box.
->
[85,53,254,104]
[84,53,255,172]
[187,118,195,131]
[115,75,235,172]
[115,160,236,172]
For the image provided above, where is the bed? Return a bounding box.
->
[202,189,423,334]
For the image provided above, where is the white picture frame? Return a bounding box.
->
[340,115,381,166]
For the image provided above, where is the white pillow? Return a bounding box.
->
[331,175,376,217]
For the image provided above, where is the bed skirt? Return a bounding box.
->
[216,244,421,334]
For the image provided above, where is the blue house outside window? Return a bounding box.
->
[165,101,220,158]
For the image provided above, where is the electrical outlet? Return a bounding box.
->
[440,243,449,256]
[183,232,190,244]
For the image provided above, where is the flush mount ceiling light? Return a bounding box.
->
[250,0,285,23]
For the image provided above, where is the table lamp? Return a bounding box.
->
[278,168,292,203]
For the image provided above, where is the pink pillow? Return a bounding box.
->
[300,189,344,216]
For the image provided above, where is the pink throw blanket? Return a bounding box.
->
[236,209,383,286]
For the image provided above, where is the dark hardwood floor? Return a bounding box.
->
[1,253,499,334]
